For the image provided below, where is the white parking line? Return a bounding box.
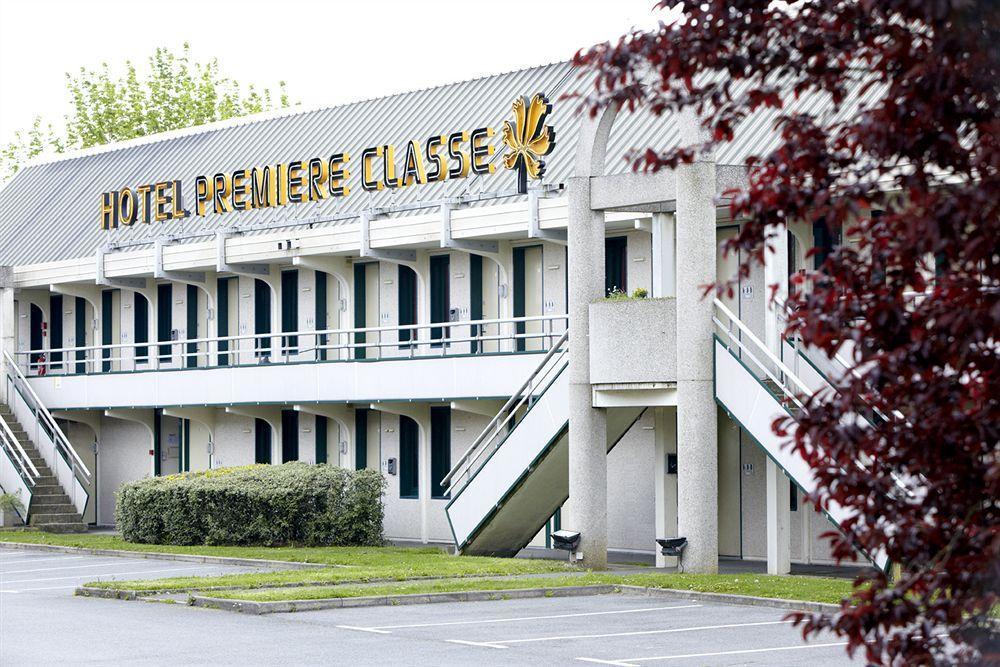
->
[578,639,851,665]
[336,604,702,634]
[0,555,87,565]
[1,560,155,574]
[0,564,215,585]
[450,619,792,649]
[446,639,509,649]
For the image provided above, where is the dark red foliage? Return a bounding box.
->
[575,1,998,664]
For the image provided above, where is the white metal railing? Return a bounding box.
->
[3,351,91,514]
[713,298,811,411]
[0,411,39,485]
[442,329,569,498]
[15,314,568,376]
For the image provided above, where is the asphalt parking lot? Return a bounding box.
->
[0,547,857,665]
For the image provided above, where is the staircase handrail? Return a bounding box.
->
[442,329,569,489]
[3,350,91,482]
[0,411,39,482]
[713,298,813,400]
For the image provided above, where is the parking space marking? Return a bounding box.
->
[0,564,217,585]
[0,584,82,593]
[446,639,509,649]
[1,560,160,574]
[336,604,702,634]
[0,555,88,565]
[449,619,792,648]
[579,639,851,664]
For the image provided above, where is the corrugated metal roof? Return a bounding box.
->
[0,61,874,267]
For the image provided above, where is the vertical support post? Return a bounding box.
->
[0,267,13,402]
[766,458,792,574]
[675,108,719,574]
[654,406,678,568]
[651,213,677,298]
[764,223,789,357]
[566,176,608,569]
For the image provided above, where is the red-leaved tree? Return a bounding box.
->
[574,1,998,664]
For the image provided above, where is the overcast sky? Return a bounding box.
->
[0,0,662,148]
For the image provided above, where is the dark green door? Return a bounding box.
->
[281,270,298,355]
[398,265,417,349]
[355,408,368,470]
[281,409,298,462]
[216,277,229,366]
[315,271,328,361]
[254,279,271,358]
[101,290,113,372]
[49,295,63,370]
[470,255,483,353]
[254,419,272,464]
[135,293,149,363]
[430,406,450,499]
[605,236,627,295]
[430,255,450,346]
[399,416,419,499]
[353,263,367,360]
[29,304,43,371]
[74,297,87,373]
[157,283,172,363]
[186,285,198,368]
[315,415,328,464]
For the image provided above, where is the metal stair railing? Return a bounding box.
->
[3,350,92,489]
[0,411,39,485]
[713,298,811,411]
[441,330,569,498]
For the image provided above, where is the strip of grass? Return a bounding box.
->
[0,530,566,581]
[207,572,854,605]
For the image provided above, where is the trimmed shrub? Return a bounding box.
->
[115,463,385,547]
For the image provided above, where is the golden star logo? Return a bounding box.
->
[501,93,556,192]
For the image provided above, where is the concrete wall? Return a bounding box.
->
[606,410,656,553]
[589,298,677,384]
[96,418,152,525]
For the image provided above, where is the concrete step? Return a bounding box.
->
[37,523,88,534]
[29,503,76,514]
[30,512,83,525]
[31,486,69,497]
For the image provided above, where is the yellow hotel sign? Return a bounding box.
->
[99,94,556,231]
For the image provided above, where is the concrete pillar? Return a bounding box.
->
[566,176,608,569]
[0,267,13,402]
[654,406,678,568]
[766,458,792,574]
[763,223,789,357]
[674,109,719,574]
[651,213,677,298]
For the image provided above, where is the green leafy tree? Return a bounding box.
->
[1,43,291,181]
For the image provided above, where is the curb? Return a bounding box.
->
[0,541,329,570]
[191,585,620,615]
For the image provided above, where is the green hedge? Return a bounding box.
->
[115,463,385,547]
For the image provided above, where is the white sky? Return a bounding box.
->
[0,0,661,147]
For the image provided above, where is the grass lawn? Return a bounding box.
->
[206,572,854,605]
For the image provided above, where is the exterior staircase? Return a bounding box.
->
[0,403,87,533]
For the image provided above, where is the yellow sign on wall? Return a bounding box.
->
[99,94,555,231]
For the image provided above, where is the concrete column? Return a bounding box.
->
[675,109,719,574]
[566,176,608,569]
[763,224,789,357]
[766,458,792,574]
[654,406,678,568]
[0,268,13,402]
[651,213,677,298]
